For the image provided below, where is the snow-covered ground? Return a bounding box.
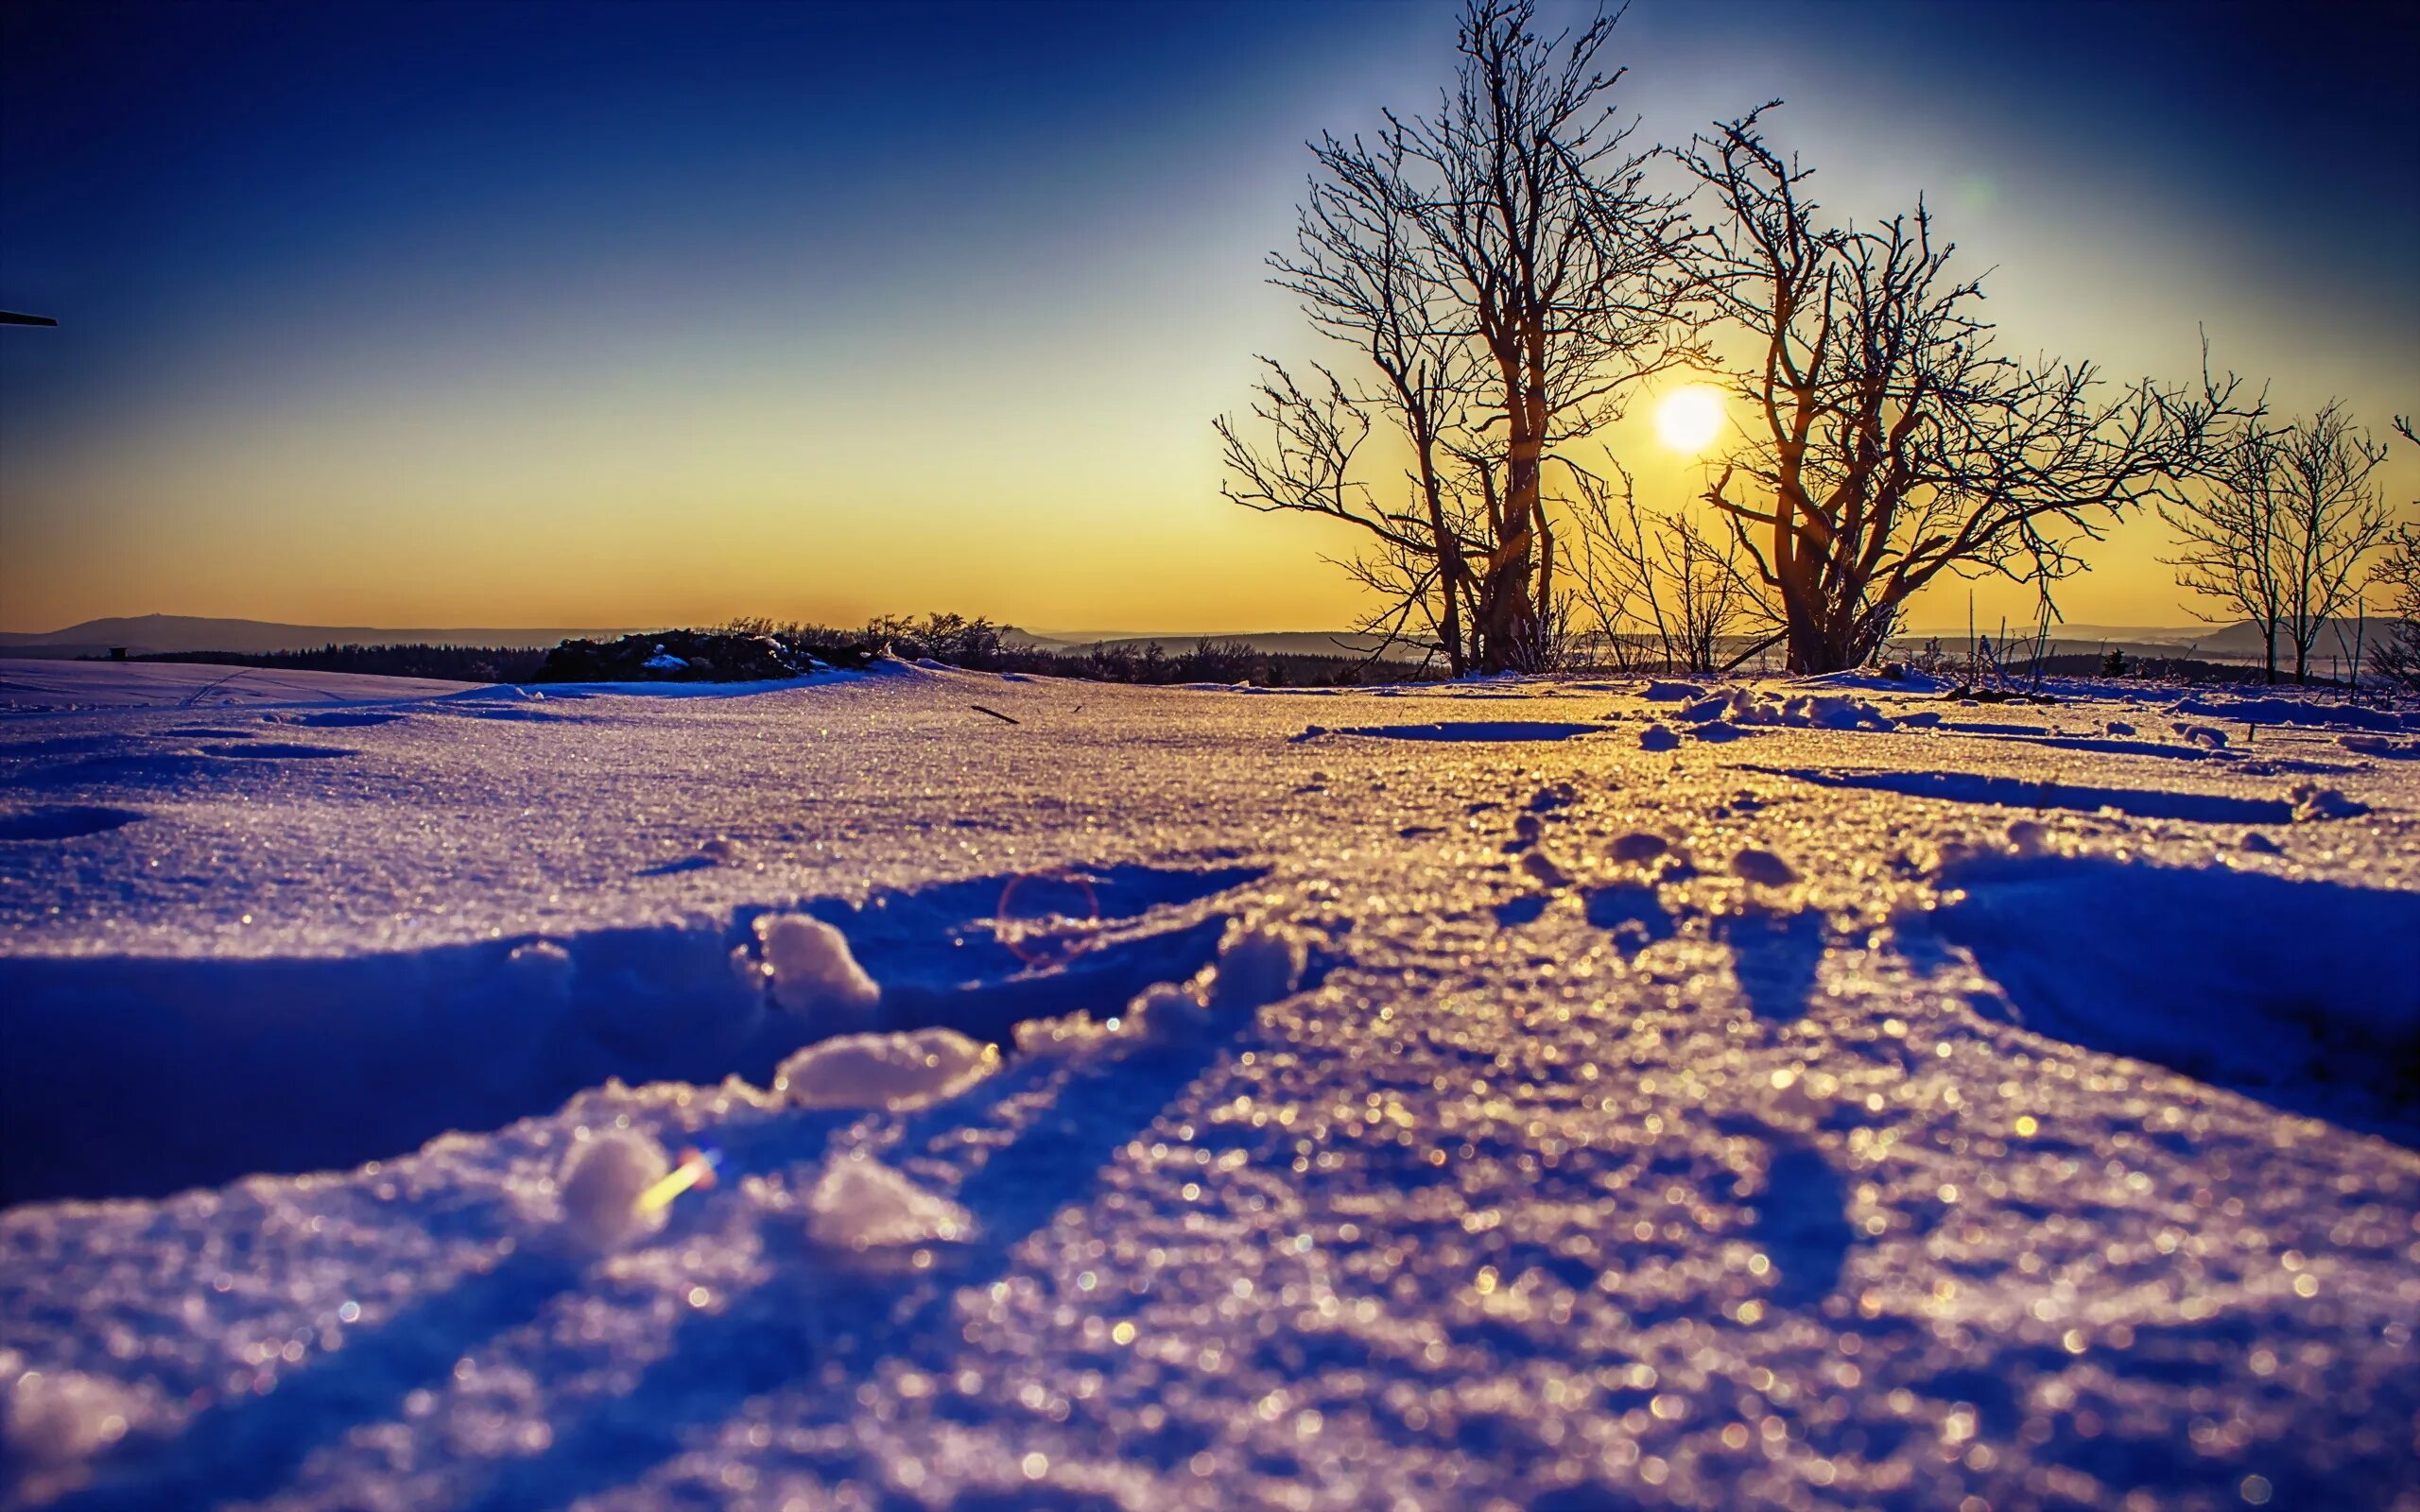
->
[2,659,2415,1510]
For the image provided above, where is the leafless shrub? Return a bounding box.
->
[2162,403,2394,684]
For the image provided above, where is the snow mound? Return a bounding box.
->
[555,1131,671,1256]
[772,1028,998,1110]
[1639,680,1705,701]
[2338,734,2417,757]
[2172,696,2413,732]
[2290,784,2365,822]
[1790,667,1946,694]
[1731,848,1798,886]
[1013,1011,1122,1059]
[1935,853,2420,1137]
[1605,831,1670,865]
[1677,688,1893,731]
[1124,980,1214,1044]
[1637,723,1679,752]
[1519,850,1573,891]
[1202,919,1308,1012]
[749,914,881,1026]
[805,1155,973,1251]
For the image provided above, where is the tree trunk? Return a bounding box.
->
[1474,544,1538,672]
[1476,373,1547,674]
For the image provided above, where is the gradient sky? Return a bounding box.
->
[4,0,2415,636]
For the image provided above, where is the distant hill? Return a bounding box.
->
[1016,628,1405,659]
[0,614,635,660]
[1894,618,2382,666]
[2189,616,2376,658]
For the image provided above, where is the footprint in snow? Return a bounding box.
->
[0,804,147,841]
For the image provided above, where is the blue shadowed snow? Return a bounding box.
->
[1,660,2416,1511]
[1933,854,2420,1144]
[1760,765,2298,823]
[0,862,1268,1207]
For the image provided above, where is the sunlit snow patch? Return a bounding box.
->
[805,1154,973,1252]
[1203,919,1309,1012]
[772,1028,998,1110]
[555,1130,673,1257]
[0,1356,139,1503]
[747,913,881,1028]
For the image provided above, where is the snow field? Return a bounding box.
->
[0,661,2415,1509]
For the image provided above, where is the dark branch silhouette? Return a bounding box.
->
[1219,0,1694,675]
[1680,109,2252,673]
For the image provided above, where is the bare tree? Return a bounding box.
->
[2164,404,2393,684]
[1219,0,1691,675]
[1680,111,2245,673]
[1571,463,1775,672]
[2361,414,2420,689]
[2159,422,2290,681]
[2371,524,2420,690]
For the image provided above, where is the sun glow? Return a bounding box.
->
[1653,386,1726,454]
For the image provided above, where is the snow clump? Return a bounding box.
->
[1203,919,1309,1012]
[749,914,880,1026]
[1012,1011,1121,1058]
[556,1130,672,1256]
[1731,849,1799,887]
[773,1028,997,1110]
[1677,688,1893,731]
[2338,734,2413,757]
[805,1155,973,1252]
[2290,784,2366,822]
[1606,831,1670,865]
[1124,980,1214,1044]
[2003,817,2054,856]
[1638,723,1679,752]
[1520,850,1574,890]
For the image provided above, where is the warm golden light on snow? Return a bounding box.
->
[1653,387,1726,454]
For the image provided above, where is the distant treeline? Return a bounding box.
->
[124,644,547,681]
[731,615,1435,687]
[2022,651,2353,688]
[106,616,1436,688]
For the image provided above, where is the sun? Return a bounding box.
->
[1653,386,1726,454]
